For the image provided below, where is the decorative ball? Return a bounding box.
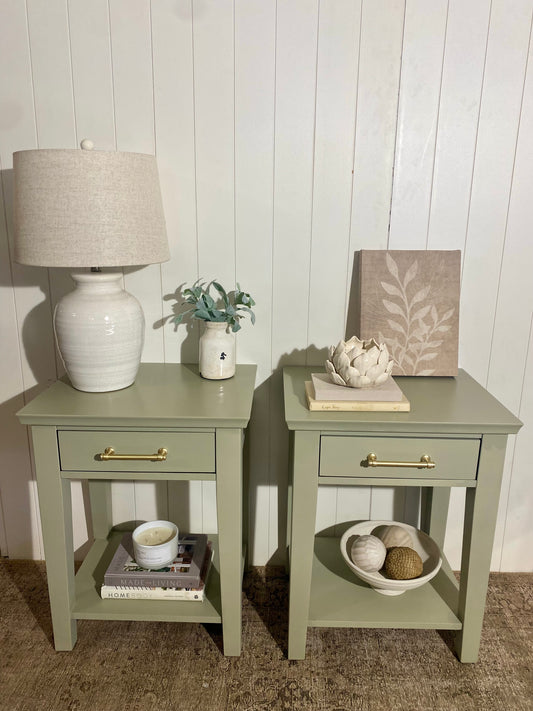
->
[350,534,387,572]
[384,547,423,580]
[372,524,414,550]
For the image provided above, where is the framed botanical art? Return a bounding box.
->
[351,250,461,376]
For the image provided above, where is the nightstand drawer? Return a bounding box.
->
[58,430,215,473]
[319,435,480,480]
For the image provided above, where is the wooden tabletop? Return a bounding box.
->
[18,363,257,428]
[283,367,522,435]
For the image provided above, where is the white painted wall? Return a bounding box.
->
[0,0,532,571]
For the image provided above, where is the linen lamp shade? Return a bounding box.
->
[13,148,169,267]
[13,144,170,392]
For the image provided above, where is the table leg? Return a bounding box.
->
[284,431,294,575]
[31,427,77,650]
[215,428,243,656]
[420,486,451,550]
[455,434,507,662]
[287,430,320,660]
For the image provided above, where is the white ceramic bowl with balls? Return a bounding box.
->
[340,520,442,596]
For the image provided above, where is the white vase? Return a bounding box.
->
[54,271,144,392]
[199,322,235,379]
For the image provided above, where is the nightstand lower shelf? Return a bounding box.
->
[73,531,222,623]
[309,537,462,630]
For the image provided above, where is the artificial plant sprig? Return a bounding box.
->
[170,279,256,333]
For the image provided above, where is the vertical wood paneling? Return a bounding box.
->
[234,0,275,561]
[193,0,235,286]
[0,3,37,157]
[460,0,533,384]
[26,0,77,149]
[109,0,155,155]
[349,0,405,253]
[153,0,199,366]
[490,439,518,569]
[68,0,116,151]
[501,319,533,570]
[443,487,465,571]
[487,22,533,570]
[271,0,319,367]
[427,0,490,251]
[308,0,360,358]
[389,0,448,246]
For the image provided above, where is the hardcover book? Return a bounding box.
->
[104,532,208,589]
[306,372,410,411]
[305,380,410,412]
[101,543,213,601]
[311,372,406,402]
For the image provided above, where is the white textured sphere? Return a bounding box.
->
[372,524,414,549]
[350,534,387,572]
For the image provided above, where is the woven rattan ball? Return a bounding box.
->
[384,546,423,580]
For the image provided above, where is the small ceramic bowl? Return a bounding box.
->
[132,520,179,569]
[340,520,442,596]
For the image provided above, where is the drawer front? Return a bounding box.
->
[58,430,215,473]
[319,435,480,480]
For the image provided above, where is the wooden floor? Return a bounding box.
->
[1,561,531,711]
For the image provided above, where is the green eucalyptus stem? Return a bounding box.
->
[169,279,256,333]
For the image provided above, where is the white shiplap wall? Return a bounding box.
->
[0,0,532,571]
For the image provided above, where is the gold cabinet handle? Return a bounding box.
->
[98,447,168,462]
[365,452,435,469]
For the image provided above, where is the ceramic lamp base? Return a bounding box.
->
[54,271,144,392]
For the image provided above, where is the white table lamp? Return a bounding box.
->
[13,141,170,392]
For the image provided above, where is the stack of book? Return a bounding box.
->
[101,532,212,601]
[305,372,410,412]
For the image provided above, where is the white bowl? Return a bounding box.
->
[340,520,442,596]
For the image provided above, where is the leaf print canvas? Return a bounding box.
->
[353,250,460,376]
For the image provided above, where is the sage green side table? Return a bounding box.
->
[18,363,256,657]
[283,367,522,662]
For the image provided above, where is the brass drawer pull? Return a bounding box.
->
[98,447,168,462]
[365,452,435,469]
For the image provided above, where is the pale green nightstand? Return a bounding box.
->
[283,367,522,662]
[18,363,256,657]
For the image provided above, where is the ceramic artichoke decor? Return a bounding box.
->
[325,336,394,389]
